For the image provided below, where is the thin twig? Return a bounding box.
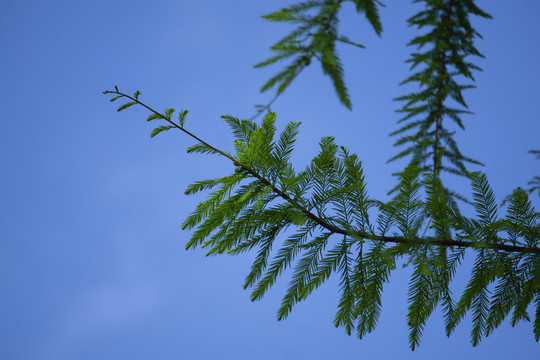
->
[105,90,240,166]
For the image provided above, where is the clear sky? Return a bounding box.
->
[1,0,539,359]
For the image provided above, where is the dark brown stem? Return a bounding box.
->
[423,0,453,237]
[432,0,452,174]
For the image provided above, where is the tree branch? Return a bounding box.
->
[104,89,540,255]
[249,0,345,121]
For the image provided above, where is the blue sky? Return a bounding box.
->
[1,0,539,359]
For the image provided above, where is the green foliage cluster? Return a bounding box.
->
[104,0,540,350]
[181,111,540,349]
[390,0,491,181]
[255,0,384,109]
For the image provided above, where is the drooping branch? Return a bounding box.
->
[249,0,346,121]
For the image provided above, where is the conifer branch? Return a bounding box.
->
[250,0,346,121]
[104,89,540,256]
[391,0,490,184]
[252,0,385,118]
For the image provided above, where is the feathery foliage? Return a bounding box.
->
[390,0,491,183]
[104,0,539,350]
[255,0,384,110]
